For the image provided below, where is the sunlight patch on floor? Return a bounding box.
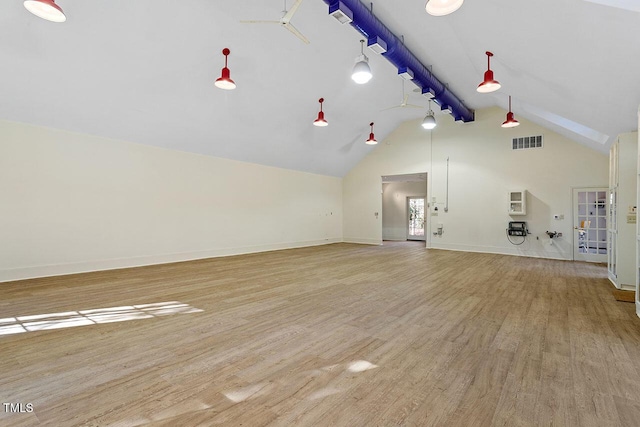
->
[346,360,379,373]
[223,383,269,403]
[307,387,342,400]
[0,302,203,336]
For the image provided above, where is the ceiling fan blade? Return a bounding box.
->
[283,22,310,44]
[401,94,409,106]
[282,0,304,23]
[381,105,401,111]
[240,20,281,24]
[405,104,424,109]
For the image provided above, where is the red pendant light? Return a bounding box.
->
[215,48,236,90]
[313,98,328,127]
[501,96,520,128]
[365,122,377,145]
[24,0,66,22]
[477,51,501,93]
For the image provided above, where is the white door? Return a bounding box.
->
[573,188,608,263]
[407,197,426,241]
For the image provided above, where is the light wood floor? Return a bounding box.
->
[2,242,640,426]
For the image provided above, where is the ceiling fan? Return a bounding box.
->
[382,81,423,111]
[240,0,310,45]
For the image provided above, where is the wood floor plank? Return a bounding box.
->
[1,242,639,426]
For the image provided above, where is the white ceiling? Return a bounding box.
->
[2,0,639,177]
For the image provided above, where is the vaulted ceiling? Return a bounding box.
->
[2,1,639,176]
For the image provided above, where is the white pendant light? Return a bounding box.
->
[425,0,464,16]
[352,40,372,84]
[421,100,437,130]
[24,0,66,22]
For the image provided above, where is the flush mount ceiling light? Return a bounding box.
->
[24,0,66,22]
[352,40,372,84]
[365,122,377,145]
[501,96,520,128]
[477,51,501,93]
[425,0,464,16]
[214,48,236,90]
[422,101,437,130]
[313,98,328,127]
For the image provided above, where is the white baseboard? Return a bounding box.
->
[429,242,570,261]
[609,276,620,289]
[637,301,640,319]
[0,238,342,283]
[343,238,383,246]
[620,283,636,291]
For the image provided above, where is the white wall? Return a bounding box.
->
[636,108,640,317]
[382,181,426,240]
[343,107,609,259]
[615,132,638,289]
[0,120,343,282]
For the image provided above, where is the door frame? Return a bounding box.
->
[380,173,428,248]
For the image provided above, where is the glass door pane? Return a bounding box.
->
[408,197,425,240]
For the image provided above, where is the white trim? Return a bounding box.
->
[430,242,570,261]
[636,301,640,319]
[0,238,343,283]
[608,274,621,289]
[343,238,383,245]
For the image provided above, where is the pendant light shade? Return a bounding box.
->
[501,96,520,128]
[352,40,372,84]
[477,51,501,93]
[421,100,437,130]
[425,0,464,16]
[24,0,66,22]
[215,48,236,90]
[365,122,377,145]
[313,98,328,127]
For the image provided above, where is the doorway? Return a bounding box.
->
[407,197,426,241]
[573,187,608,263]
[381,173,427,246]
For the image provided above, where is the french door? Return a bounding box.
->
[407,197,426,241]
[573,188,608,263]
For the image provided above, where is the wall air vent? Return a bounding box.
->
[512,135,543,150]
